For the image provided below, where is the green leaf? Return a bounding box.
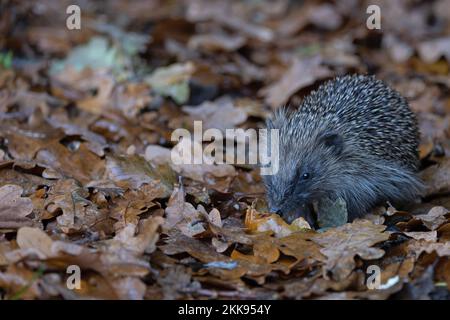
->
[316,196,348,229]
[145,62,195,104]
[51,37,118,74]
[0,51,13,69]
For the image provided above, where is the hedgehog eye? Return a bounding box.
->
[301,173,310,180]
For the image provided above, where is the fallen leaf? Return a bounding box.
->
[36,142,106,186]
[308,3,342,30]
[111,277,146,300]
[144,144,236,192]
[0,265,42,299]
[420,158,450,196]
[110,216,164,254]
[315,196,348,229]
[44,179,105,233]
[417,37,450,64]
[0,184,34,229]
[160,231,247,280]
[252,238,280,263]
[163,185,221,238]
[245,206,311,238]
[181,96,248,131]
[413,206,449,230]
[186,0,274,42]
[275,232,325,263]
[312,220,390,281]
[110,187,163,230]
[106,154,175,195]
[404,231,438,242]
[51,37,118,74]
[16,227,53,258]
[407,239,450,257]
[188,33,246,52]
[259,57,332,108]
[163,185,201,232]
[145,62,195,104]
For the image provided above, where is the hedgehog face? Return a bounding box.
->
[264,155,322,225]
[263,131,344,225]
[264,165,315,224]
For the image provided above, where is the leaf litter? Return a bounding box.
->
[0,0,449,300]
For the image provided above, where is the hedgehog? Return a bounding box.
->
[263,74,424,226]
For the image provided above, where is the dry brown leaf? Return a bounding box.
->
[51,66,116,115]
[0,184,34,229]
[413,206,449,230]
[17,227,53,258]
[112,82,153,118]
[245,206,311,238]
[145,144,236,192]
[163,185,203,234]
[36,143,106,186]
[181,96,248,131]
[420,158,450,196]
[110,216,164,255]
[229,248,294,283]
[404,231,438,242]
[407,239,450,257]
[0,265,42,299]
[110,186,165,230]
[259,57,332,108]
[9,225,152,283]
[111,277,147,300]
[308,3,342,30]
[3,0,450,301]
[186,0,274,42]
[417,37,450,64]
[77,73,115,114]
[188,33,246,52]
[44,179,105,234]
[0,122,65,162]
[312,220,390,281]
[163,185,222,238]
[275,232,325,263]
[106,154,175,194]
[160,231,247,280]
[252,238,280,263]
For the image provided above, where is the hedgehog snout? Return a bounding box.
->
[269,192,313,224]
[279,203,315,226]
[269,205,281,214]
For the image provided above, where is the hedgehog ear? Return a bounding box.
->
[320,132,343,155]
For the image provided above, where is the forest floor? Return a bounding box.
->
[0,0,449,299]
